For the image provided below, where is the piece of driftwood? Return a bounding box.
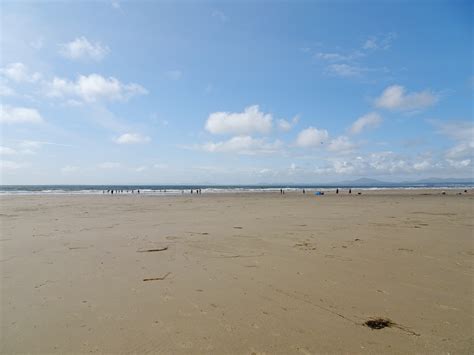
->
[143,272,171,282]
[137,247,168,253]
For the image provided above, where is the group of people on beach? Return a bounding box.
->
[103,189,140,194]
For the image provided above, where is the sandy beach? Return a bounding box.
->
[0,190,472,354]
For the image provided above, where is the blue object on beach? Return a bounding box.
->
[315,191,323,195]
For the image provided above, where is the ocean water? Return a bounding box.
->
[0,183,472,195]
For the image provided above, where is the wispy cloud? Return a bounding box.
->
[1,62,41,83]
[59,37,109,61]
[0,105,43,124]
[114,133,151,144]
[363,32,398,50]
[349,112,382,134]
[375,85,438,111]
[201,136,283,155]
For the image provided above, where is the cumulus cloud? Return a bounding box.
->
[277,116,299,132]
[350,112,382,134]
[205,105,273,135]
[59,37,109,61]
[327,136,356,154]
[296,127,329,147]
[114,133,151,144]
[46,74,147,103]
[0,62,41,82]
[202,136,282,155]
[375,85,438,111]
[0,105,43,124]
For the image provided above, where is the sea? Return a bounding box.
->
[0,183,472,195]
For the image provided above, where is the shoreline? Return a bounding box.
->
[0,186,472,197]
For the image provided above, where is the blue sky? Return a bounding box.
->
[1,0,472,184]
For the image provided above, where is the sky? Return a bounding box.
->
[0,0,472,185]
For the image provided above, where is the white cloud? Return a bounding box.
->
[412,160,431,171]
[46,74,147,102]
[296,127,329,147]
[59,37,109,61]
[327,136,356,154]
[135,166,147,172]
[315,151,432,176]
[315,52,348,61]
[315,51,364,62]
[326,63,364,77]
[375,85,438,111]
[0,105,43,124]
[165,70,182,80]
[350,112,382,134]
[363,37,377,50]
[432,120,473,143]
[278,115,299,132]
[363,33,397,50]
[61,165,80,174]
[114,133,151,144]
[0,146,16,155]
[445,142,474,159]
[447,159,471,169]
[1,62,41,82]
[202,136,282,155]
[0,160,26,171]
[0,84,15,96]
[111,1,121,9]
[98,162,121,169]
[205,105,273,135]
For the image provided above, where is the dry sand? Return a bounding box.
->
[1,190,473,354]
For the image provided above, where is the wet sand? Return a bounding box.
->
[1,190,473,354]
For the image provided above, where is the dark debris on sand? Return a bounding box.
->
[364,318,394,330]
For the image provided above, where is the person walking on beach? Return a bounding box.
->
[336,188,339,194]
[349,188,351,194]
[303,189,305,194]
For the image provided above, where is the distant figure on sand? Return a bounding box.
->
[303,189,305,194]
[349,188,351,194]
[336,188,339,194]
